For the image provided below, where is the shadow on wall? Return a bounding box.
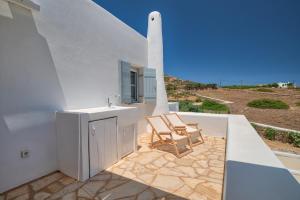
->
[225,160,300,200]
[0,2,66,191]
[0,2,66,133]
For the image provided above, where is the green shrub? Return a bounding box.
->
[179,101,202,112]
[181,91,191,96]
[247,99,289,109]
[166,83,176,91]
[252,124,300,147]
[195,97,202,102]
[184,81,217,90]
[251,123,258,129]
[296,102,300,107]
[223,83,279,89]
[264,83,279,88]
[288,132,300,147]
[179,100,229,113]
[265,128,277,140]
[201,100,229,113]
[255,88,274,93]
[164,76,171,82]
[223,85,258,89]
[173,92,190,98]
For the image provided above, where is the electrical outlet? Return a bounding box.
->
[20,150,30,158]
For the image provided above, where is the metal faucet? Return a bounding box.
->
[107,97,112,107]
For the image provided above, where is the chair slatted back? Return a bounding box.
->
[146,115,171,134]
[165,113,186,127]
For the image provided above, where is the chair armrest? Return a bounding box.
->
[174,125,186,129]
[174,127,187,132]
[186,123,198,128]
[174,127,189,136]
[159,131,174,140]
[159,131,172,135]
[186,123,198,126]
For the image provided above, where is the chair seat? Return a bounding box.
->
[186,126,199,133]
[164,132,188,141]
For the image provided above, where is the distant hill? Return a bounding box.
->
[164,75,217,100]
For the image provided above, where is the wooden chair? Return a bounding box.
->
[164,113,204,146]
[146,115,193,158]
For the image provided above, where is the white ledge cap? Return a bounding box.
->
[6,0,40,11]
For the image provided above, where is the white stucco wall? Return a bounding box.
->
[0,0,149,192]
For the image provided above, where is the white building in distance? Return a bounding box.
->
[277,82,295,88]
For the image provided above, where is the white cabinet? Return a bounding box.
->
[56,106,138,181]
[118,124,136,158]
[89,117,118,177]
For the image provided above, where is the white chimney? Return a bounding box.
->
[147,11,169,114]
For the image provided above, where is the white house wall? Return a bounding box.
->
[0,0,148,192]
[33,0,148,109]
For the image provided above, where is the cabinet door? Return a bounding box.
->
[103,117,118,169]
[89,117,117,177]
[118,124,135,158]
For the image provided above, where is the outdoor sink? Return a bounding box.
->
[67,106,122,113]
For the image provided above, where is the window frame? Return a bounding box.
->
[120,60,156,104]
[130,69,138,103]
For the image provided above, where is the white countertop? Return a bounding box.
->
[65,106,136,114]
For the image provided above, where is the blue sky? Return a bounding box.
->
[95,0,300,85]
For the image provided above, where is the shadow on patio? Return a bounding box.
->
[1,135,225,200]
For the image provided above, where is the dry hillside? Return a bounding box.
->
[165,75,300,131]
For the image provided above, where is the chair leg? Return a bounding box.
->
[198,131,205,143]
[187,136,194,151]
[150,131,155,148]
[189,131,204,147]
[182,130,194,149]
[177,146,193,158]
[172,139,193,158]
[173,142,180,157]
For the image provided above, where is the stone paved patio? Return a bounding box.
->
[0,135,225,200]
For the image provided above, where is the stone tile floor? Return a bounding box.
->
[0,135,225,200]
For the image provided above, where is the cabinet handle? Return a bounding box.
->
[91,126,96,136]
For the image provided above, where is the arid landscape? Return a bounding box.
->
[197,88,300,131]
[165,76,300,154]
[165,75,300,131]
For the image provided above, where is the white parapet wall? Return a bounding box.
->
[176,112,300,199]
[225,115,300,200]
[168,102,179,112]
[177,112,227,137]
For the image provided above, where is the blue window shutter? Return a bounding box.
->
[143,68,156,103]
[120,61,131,104]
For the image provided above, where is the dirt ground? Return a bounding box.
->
[262,139,300,154]
[197,88,300,131]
